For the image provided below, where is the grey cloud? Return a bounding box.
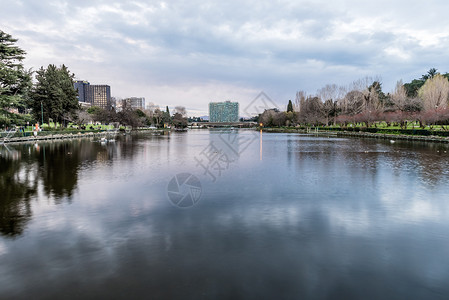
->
[2,0,449,111]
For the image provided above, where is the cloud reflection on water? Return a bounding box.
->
[1,132,449,299]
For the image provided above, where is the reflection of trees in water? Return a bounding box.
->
[418,143,449,186]
[291,139,380,184]
[38,141,80,201]
[0,155,37,237]
[417,152,449,187]
[382,141,449,187]
[119,134,142,159]
[0,139,115,237]
[116,133,166,161]
[37,139,122,200]
[292,138,449,187]
[0,135,180,237]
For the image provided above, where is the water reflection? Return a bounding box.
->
[1,132,449,299]
[0,153,36,237]
[0,136,147,237]
[0,133,181,238]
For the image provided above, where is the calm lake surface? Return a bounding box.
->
[1,130,449,299]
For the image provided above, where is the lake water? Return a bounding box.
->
[1,130,449,299]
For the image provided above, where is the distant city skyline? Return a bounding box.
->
[3,1,449,116]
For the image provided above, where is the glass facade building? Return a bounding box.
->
[74,80,89,103]
[209,101,239,122]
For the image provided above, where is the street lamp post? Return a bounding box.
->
[41,101,44,126]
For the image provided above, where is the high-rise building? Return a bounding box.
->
[86,85,111,109]
[209,101,239,122]
[74,80,111,110]
[74,80,90,103]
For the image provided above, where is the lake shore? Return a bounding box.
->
[0,128,166,145]
[261,127,449,143]
[5,126,449,145]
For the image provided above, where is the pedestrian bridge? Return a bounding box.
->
[188,122,258,128]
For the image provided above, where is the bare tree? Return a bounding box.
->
[297,96,324,126]
[317,84,341,125]
[350,76,381,92]
[143,102,160,126]
[273,111,287,126]
[418,74,449,111]
[63,109,92,127]
[146,102,159,111]
[153,108,164,127]
[143,108,154,121]
[391,80,408,111]
[364,81,384,111]
[342,90,364,117]
[75,110,92,126]
[317,84,339,103]
[295,90,307,112]
[259,109,281,127]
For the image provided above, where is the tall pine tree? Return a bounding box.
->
[0,30,32,126]
[163,105,171,124]
[30,64,78,125]
[287,99,294,112]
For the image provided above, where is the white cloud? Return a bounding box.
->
[384,47,411,61]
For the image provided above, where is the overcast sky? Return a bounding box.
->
[2,0,449,116]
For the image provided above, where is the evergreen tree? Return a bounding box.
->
[0,30,32,126]
[30,64,78,125]
[421,68,438,81]
[287,99,293,112]
[404,68,439,98]
[404,79,425,98]
[163,105,171,124]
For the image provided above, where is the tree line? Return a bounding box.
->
[80,104,188,129]
[0,30,187,129]
[260,70,449,129]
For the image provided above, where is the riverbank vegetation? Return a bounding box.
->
[260,69,449,132]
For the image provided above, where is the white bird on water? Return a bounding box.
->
[390,140,395,143]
